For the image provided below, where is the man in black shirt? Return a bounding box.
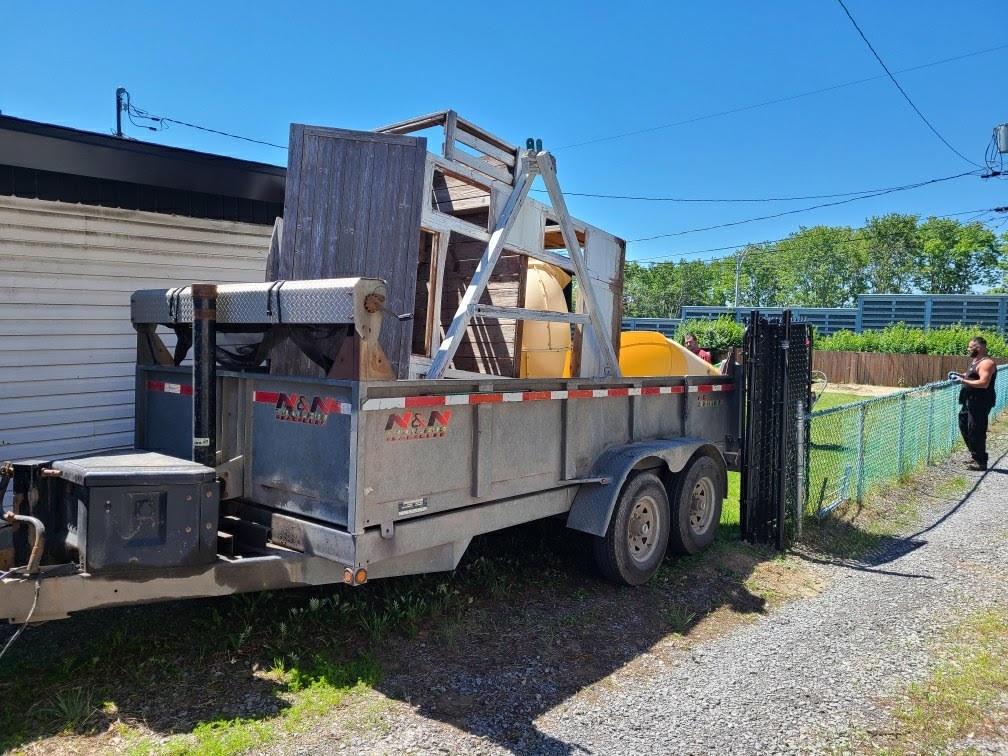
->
[954,336,998,471]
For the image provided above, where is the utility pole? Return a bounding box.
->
[733,248,749,309]
[983,122,1007,178]
[115,87,127,138]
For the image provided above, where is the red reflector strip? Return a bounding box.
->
[146,380,193,396]
[361,383,730,411]
[522,391,554,401]
[690,384,735,393]
[253,391,280,404]
[469,393,504,404]
[403,395,448,408]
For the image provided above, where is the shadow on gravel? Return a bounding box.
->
[0,519,772,754]
[368,521,772,754]
[796,448,1007,581]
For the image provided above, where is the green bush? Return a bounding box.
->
[816,323,1006,357]
[675,317,745,362]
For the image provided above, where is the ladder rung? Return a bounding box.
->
[471,304,589,324]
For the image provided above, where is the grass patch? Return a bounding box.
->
[800,490,917,560]
[164,718,273,756]
[811,391,865,411]
[872,609,1008,754]
[934,473,970,498]
[720,470,741,541]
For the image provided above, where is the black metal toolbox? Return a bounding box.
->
[54,451,218,572]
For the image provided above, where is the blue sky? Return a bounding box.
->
[3,1,1006,264]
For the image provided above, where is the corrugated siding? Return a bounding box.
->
[0,195,272,474]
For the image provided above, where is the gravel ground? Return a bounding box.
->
[277,437,1008,756]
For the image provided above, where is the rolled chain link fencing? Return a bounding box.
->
[807,364,1008,517]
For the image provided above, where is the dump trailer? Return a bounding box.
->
[0,121,745,624]
[0,276,741,624]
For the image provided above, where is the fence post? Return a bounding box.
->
[926,385,934,465]
[856,402,866,503]
[896,392,906,478]
[948,386,957,455]
[796,400,805,538]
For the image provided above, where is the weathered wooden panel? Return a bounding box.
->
[272,125,427,378]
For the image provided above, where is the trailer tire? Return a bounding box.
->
[592,471,670,586]
[668,455,722,555]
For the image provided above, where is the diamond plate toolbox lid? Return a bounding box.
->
[131,278,385,325]
[53,451,217,487]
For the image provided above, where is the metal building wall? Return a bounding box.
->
[0,195,271,468]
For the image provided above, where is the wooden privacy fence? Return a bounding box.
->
[812,351,971,387]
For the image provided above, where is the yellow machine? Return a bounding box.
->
[619,331,720,377]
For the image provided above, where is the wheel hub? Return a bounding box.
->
[689,478,715,532]
[628,496,657,560]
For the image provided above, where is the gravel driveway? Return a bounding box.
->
[277,434,1007,756]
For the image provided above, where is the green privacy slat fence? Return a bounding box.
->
[808,365,1008,516]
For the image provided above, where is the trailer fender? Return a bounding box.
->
[566,439,726,537]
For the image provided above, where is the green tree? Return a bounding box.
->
[986,230,1008,294]
[860,213,918,294]
[623,261,673,317]
[912,217,1000,293]
[734,243,785,307]
[774,225,867,306]
[623,259,723,318]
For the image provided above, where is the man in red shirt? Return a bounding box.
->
[684,333,711,363]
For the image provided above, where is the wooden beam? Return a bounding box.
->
[443,110,457,162]
[454,128,517,168]
[454,114,516,155]
[450,149,514,186]
[374,111,450,135]
[428,154,512,195]
[421,209,491,242]
[428,231,450,355]
[472,304,589,324]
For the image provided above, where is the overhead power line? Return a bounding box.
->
[121,92,287,150]
[441,171,980,206]
[834,0,984,169]
[554,43,1008,152]
[629,171,979,242]
[114,40,1005,166]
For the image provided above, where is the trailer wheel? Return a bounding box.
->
[593,471,670,586]
[668,455,722,555]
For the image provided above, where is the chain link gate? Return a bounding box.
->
[740,311,812,548]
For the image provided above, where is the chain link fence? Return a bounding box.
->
[807,365,1008,517]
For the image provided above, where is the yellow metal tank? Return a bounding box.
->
[619,331,720,377]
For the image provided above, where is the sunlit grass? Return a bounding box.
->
[872,609,1008,754]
